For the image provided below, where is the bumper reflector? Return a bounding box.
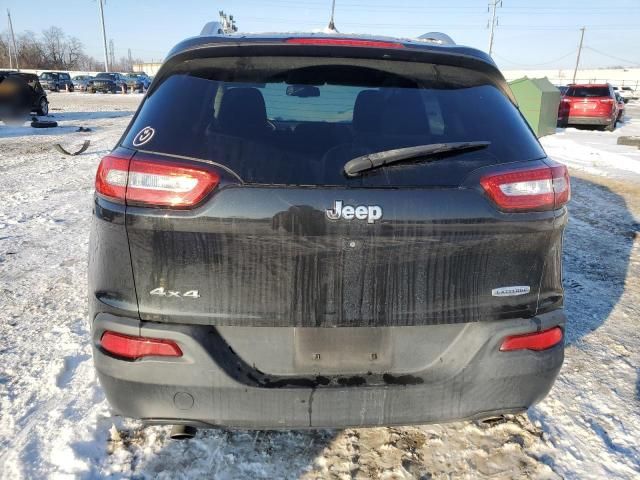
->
[100,331,183,360]
[500,327,563,352]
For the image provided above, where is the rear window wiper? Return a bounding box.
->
[343,141,491,177]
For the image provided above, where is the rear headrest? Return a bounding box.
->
[217,87,269,135]
[353,90,384,134]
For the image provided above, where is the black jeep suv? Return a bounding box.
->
[90,72,129,93]
[89,34,570,431]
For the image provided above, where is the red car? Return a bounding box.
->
[558,83,619,131]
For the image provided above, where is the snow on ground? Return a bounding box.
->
[541,101,640,181]
[0,92,639,479]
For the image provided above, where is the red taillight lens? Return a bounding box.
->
[95,154,130,203]
[480,164,570,212]
[126,159,219,208]
[500,327,563,352]
[100,331,183,360]
[94,156,220,208]
[285,37,404,49]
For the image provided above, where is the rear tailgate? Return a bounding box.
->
[119,50,563,328]
[126,180,557,327]
[566,85,614,117]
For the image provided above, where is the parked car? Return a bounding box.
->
[89,72,128,93]
[124,73,150,93]
[39,71,74,92]
[0,71,49,118]
[615,92,625,122]
[612,86,636,103]
[132,71,152,84]
[556,85,568,96]
[72,75,94,92]
[558,83,619,131]
[90,33,570,433]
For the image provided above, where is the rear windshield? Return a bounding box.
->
[566,86,610,97]
[122,57,544,186]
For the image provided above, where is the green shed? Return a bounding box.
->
[508,77,561,138]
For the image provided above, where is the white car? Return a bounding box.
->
[612,86,637,102]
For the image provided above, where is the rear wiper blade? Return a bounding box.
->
[343,141,491,177]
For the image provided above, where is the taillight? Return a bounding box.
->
[285,37,404,49]
[95,154,129,203]
[95,155,220,208]
[480,164,570,212]
[126,159,219,207]
[100,331,183,360]
[599,98,614,104]
[500,327,563,352]
[550,165,570,206]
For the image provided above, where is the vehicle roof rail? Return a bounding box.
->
[417,32,456,46]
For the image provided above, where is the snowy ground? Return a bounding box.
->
[0,93,639,479]
[542,106,640,181]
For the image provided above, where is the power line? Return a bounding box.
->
[225,0,640,11]
[583,46,640,67]
[237,14,640,31]
[493,50,577,68]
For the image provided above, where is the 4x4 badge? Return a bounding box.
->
[150,287,200,299]
[326,200,383,224]
[133,126,155,146]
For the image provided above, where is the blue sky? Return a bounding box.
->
[3,0,640,70]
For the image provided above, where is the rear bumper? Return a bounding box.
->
[92,310,565,429]
[567,115,612,126]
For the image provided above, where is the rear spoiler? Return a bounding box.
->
[150,36,513,102]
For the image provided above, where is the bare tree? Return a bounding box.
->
[17,32,46,68]
[41,26,66,68]
[0,32,10,67]
[1,25,101,70]
[65,37,83,68]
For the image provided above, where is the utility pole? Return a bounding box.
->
[6,11,12,69]
[97,0,109,72]
[128,48,132,71]
[488,0,502,56]
[7,9,19,70]
[328,0,337,31]
[109,39,115,71]
[572,27,586,84]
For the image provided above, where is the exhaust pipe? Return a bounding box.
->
[170,424,197,440]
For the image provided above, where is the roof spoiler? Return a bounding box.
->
[417,32,455,46]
